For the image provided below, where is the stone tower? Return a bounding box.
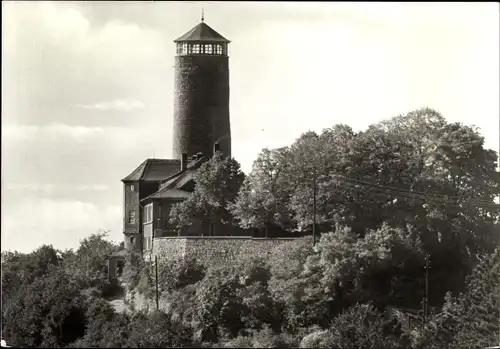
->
[172,17,232,160]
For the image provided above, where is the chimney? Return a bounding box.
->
[181,153,188,170]
[213,143,220,155]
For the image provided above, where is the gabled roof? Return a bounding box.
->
[141,156,207,202]
[148,188,191,200]
[174,22,230,43]
[121,159,181,182]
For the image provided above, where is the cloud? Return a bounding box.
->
[1,198,122,253]
[2,124,105,143]
[72,98,146,112]
[2,123,161,150]
[4,184,110,194]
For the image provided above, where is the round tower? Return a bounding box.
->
[172,17,231,160]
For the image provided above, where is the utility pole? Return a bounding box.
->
[155,255,159,311]
[312,165,317,245]
[423,254,430,323]
[425,254,430,320]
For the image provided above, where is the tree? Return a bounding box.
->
[74,297,131,348]
[126,310,195,348]
[326,304,407,349]
[230,147,295,235]
[287,126,358,232]
[192,266,246,342]
[157,255,206,293]
[2,245,62,321]
[2,267,87,348]
[170,152,245,233]
[62,231,121,297]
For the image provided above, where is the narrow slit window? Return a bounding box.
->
[128,210,136,224]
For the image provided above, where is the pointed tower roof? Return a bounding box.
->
[174,21,230,43]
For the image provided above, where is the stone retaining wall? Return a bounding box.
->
[129,236,308,312]
[151,236,307,266]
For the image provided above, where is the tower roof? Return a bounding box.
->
[174,22,230,43]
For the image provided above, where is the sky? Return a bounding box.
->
[2,1,499,253]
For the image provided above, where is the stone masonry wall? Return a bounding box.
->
[128,237,307,312]
[151,236,307,267]
[173,55,231,160]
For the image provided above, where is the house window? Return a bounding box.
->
[130,236,135,245]
[130,184,135,192]
[128,210,136,224]
[144,204,153,223]
[143,236,152,250]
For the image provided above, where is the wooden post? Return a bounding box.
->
[155,255,159,311]
[312,166,317,246]
[424,254,430,321]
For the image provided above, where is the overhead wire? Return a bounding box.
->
[301,171,500,210]
[331,174,498,208]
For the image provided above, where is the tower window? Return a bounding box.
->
[215,45,223,55]
[130,184,135,192]
[192,44,200,54]
[128,210,136,224]
[205,44,213,54]
[130,236,135,245]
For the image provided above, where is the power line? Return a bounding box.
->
[329,174,499,209]
[332,173,496,206]
[307,175,500,210]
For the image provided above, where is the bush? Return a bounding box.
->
[126,310,196,348]
[325,303,407,349]
[157,255,206,293]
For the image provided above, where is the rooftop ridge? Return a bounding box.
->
[174,22,230,43]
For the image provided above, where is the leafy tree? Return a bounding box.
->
[170,152,246,233]
[418,248,500,349]
[220,326,299,348]
[2,267,87,348]
[126,310,196,348]
[192,266,247,342]
[63,231,120,291]
[230,147,295,235]
[325,303,407,349]
[157,255,206,293]
[287,126,358,232]
[74,297,131,348]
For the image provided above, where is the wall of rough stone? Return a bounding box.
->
[173,55,231,160]
[151,236,307,267]
[127,236,308,312]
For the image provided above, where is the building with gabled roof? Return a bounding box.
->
[120,16,232,254]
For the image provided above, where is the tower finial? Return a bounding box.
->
[201,8,204,22]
